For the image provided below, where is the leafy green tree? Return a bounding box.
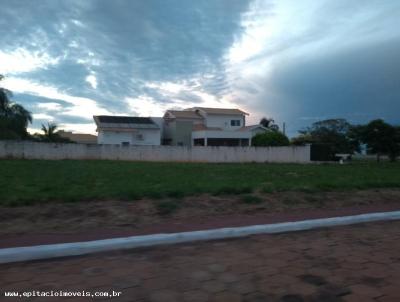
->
[252,131,290,147]
[293,118,359,154]
[361,119,399,162]
[0,74,32,139]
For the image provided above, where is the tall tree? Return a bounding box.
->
[293,118,359,154]
[0,75,32,139]
[361,119,399,162]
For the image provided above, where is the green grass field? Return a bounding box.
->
[1,159,399,206]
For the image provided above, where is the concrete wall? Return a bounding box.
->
[0,141,311,163]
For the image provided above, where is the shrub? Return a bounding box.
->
[252,131,290,147]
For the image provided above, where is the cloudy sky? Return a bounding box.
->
[1,0,399,136]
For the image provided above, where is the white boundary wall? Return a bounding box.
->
[0,141,310,163]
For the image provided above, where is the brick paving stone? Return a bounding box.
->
[349,283,383,298]
[189,270,213,281]
[277,294,306,302]
[242,291,276,302]
[149,289,180,302]
[2,221,400,301]
[218,272,239,283]
[142,277,171,291]
[377,296,400,302]
[173,278,201,292]
[231,263,256,274]
[342,293,376,302]
[111,277,141,289]
[288,282,317,296]
[194,257,216,265]
[376,286,400,299]
[57,274,84,286]
[256,266,280,277]
[182,290,209,302]
[81,266,106,276]
[207,264,227,273]
[210,292,242,302]
[201,280,227,293]
[230,280,255,294]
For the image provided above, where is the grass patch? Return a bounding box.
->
[165,190,185,199]
[0,159,400,206]
[213,186,253,196]
[240,195,264,204]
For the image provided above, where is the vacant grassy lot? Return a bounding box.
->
[0,159,399,205]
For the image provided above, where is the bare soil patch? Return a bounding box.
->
[1,189,399,237]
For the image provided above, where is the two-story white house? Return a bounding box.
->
[93,115,161,145]
[163,107,268,146]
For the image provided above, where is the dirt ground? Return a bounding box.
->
[1,189,399,237]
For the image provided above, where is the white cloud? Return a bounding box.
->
[126,95,170,117]
[85,74,98,89]
[0,48,60,74]
[27,127,42,134]
[2,77,111,120]
[145,82,184,94]
[32,113,54,120]
[30,123,97,135]
[37,102,62,111]
[58,123,97,134]
[128,79,247,117]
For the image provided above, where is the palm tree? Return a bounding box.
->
[0,74,12,116]
[0,75,32,138]
[9,104,32,126]
[41,122,59,141]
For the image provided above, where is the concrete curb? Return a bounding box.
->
[1,210,400,264]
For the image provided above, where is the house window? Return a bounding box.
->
[122,142,130,146]
[136,134,144,141]
[231,120,241,126]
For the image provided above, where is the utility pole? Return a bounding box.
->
[283,122,286,135]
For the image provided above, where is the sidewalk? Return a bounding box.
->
[2,220,400,301]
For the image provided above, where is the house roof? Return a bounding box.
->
[58,131,97,143]
[191,107,249,115]
[164,110,203,119]
[236,125,269,132]
[93,115,160,130]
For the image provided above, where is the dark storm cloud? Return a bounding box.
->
[258,37,400,136]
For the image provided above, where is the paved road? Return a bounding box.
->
[2,221,400,302]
